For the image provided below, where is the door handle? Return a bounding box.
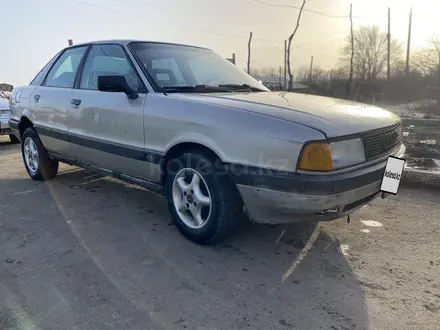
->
[34,94,40,102]
[71,99,82,107]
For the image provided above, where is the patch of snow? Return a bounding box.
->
[340,244,350,256]
[361,220,383,227]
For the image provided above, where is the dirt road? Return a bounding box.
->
[1,137,439,330]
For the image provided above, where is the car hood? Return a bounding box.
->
[171,92,401,138]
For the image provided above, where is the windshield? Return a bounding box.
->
[129,42,269,92]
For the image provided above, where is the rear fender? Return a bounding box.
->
[10,86,37,122]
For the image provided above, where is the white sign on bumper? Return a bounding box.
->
[380,156,406,195]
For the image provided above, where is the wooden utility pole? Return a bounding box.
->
[405,7,412,77]
[247,32,253,74]
[284,40,287,90]
[346,3,354,99]
[226,53,236,65]
[387,7,391,80]
[287,0,307,91]
[308,56,314,86]
[279,66,282,89]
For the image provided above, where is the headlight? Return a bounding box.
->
[298,138,366,171]
[330,138,366,169]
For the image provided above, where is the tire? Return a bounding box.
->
[165,152,243,244]
[9,134,20,144]
[21,127,59,181]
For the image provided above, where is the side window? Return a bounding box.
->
[80,44,142,92]
[44,46,88,88]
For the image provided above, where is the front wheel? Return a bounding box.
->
[21,128,59,181]
[165,152,243,244]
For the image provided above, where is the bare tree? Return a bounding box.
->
[330,67,349,80]
[295,66,327,85]
[411,50,437,76]
[312,67,328,85]
[346,3,354,99]
[250,67,279,78]
[287,0,306,91]
[295,66,310,82]
[341,25,404,81]
[261,67,279,77]
[411,37,440,78]
[391,58,406,77]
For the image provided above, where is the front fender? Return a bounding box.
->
[145,94,326,173]
[165,132,228,161]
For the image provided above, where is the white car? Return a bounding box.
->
[0,92,19,143]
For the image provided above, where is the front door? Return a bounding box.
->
[68,44,154,180]
[31,46,88,158]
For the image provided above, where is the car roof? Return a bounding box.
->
[65,39,211,51]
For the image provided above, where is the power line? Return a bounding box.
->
[70,0,283,44]
[251,0,380,19]
[252,0,348,18]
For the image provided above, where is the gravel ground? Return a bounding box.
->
[1,137,439,330]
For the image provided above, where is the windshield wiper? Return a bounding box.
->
[162,84,268,94]
[162,85,233,94]
[218,84,268,92]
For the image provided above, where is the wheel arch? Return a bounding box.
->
[19,116,34,138]
[161,141,225,182]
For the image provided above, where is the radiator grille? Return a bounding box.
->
[362,124,403,160]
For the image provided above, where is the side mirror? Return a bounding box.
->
[97,75,139,100]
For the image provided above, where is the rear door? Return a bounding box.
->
[31,46,88,158]
[68,44,153,180]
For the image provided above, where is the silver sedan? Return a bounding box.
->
[9,40,404,244]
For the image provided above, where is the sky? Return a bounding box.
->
[2,0,440,86]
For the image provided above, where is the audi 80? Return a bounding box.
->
[9,40,405,244]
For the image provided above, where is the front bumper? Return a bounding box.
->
[0,116,12,135]
[234,143,406,224]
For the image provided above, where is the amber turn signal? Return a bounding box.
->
[298,143,332,171]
